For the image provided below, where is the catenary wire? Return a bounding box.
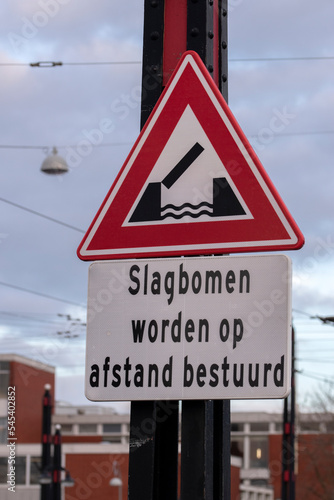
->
[0,141,133,150]
[0,55,334,67]
[0,131,333,153]
[0,281,85,308]
[0,197,85,233]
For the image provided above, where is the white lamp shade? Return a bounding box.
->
[41,147,68,174]
[109,477,123,486]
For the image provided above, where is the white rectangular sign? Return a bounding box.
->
[85,255,291,401]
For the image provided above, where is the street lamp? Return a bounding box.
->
[109,461,123,500]
[110,477,123,500]
[39,467,74,488]
[62,471,75,488]
[40,388,74,500]
[51,425,75,499]
[40,147,69,174]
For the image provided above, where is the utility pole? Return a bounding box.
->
[41,384,52,500]
[52,425,62,500]
[282,326,296,500]
[128,2,229,499]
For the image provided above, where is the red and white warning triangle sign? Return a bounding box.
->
[77,51,304,260]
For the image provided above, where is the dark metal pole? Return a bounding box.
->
[128,401,156,500]
[289,326,296,500]
[219,0,228,100]
[153,401,179,499]
[52,426,62,500]
[213,398,230,500]
[128,3,179,500]
[129,2,229,499]
[281,325,296,500]
[140,0,164,129]
[181,401,206,500]
[41,384,52,500]
[182,3,230,500]
[281,396,289,500]
[216,3,230,499]
[181,2,216,498]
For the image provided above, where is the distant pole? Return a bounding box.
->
[282,396,289,500]
[52,425,62,500]
[289,326,296,500]
[41,384,52,500]
[281,326,296,500]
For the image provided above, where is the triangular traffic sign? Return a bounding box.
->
[77,51,304,260]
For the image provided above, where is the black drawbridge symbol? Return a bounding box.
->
[129,142,246,223]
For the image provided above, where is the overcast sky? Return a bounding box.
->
[0,0,333,414]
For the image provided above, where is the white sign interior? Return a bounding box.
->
[85,255,291,401]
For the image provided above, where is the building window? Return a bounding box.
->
[102,423,122,442]
[231,438,244,462]
[78,424,97,434]
[250,437,268,468]
[0,456,43,486]
[0,417,7,444]
[0,456,26,485]
[59,424,72,434]
[15,457,26,484]
[0,361,10,398]
[103,436,122,443]
[250,422,269,432]
[0,457,7,484]
[30,456,41,485]
[325,421,334,432]
[299,421,320,432]
[0,456,27,485]
[231,423,243,432]
[103,423,121,434]
[250,479,269,487]
[275,422,283,432]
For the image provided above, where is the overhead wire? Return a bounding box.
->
[0,310,85,330]
[0,141,134,150]
[0,196,84,309]
[0,197,87,309]
[230,55,334,62]
[0,196,85,233]
[293,308,316,317]
[298,371,334,384]
[0,60,142,67]
[297,358,334,364]
[0,310,68,325]
[298,348,334,353]
[0,130,333,154]
[0,280,85,308]
[0,55,333,67]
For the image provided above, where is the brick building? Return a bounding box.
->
[0,354,333,500]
